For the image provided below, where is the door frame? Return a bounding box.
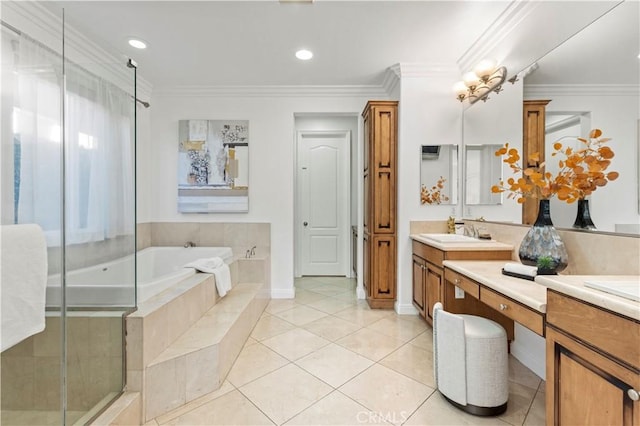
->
[294,129,351,277]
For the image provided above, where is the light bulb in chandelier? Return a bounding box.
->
[453,81,468,101]
[474,59,498,82]
[462,71,480,91]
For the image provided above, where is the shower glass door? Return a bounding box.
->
[61,8,137,423]
[1,4,137,423]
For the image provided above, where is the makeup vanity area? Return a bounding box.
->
[411,232,640,424]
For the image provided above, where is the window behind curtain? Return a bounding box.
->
[7,29,134,246]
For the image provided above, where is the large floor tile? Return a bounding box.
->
[304,297,356,314]
[366,315,428,342]
[404,392,510,426]
[284,390,386,426]
[302,315,362,342]
[339,364,434,426]
[291,290,328,305]
[409,329,433,351]
[161,390,273,425]
[250,313,297,341]
[335,327,405,361]
[523,389,545,426]
[273,305,328,326]
[497,381,539,426]
[226,343,289,388]
[509,355,543,390]
[305,284,350,297]
[379,343,435,387]
[294,277,326,290]
[295,343,374,387]
[239,363,333,425]
[261,328,330,361]
[333,306,394,327]
[265,299,300,315]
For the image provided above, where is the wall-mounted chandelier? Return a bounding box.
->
[453,59,507,104]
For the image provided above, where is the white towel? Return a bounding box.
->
[184,257,232,297]
[1,224,48,352]
[503,262,538,278]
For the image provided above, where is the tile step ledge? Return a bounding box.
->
[140,282,268,422]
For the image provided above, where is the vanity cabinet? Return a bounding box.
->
[363,101,398,309]
[411,240,512,327]
[546,290,640,425]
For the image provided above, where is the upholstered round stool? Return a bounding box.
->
[432,302,508,416]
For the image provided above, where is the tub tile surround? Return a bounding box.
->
[118,244,270,423]
[139,222,271,260]
[462,220,640,275]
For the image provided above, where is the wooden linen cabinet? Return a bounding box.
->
[362,100,398,309]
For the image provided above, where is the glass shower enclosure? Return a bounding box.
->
[1,5,137,424]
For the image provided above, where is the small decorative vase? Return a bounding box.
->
[519,199,569,275]
[572,198,596,230]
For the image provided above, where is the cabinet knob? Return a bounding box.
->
[629,389,640,401]
[499,303,508,311]
[454,278,461,284]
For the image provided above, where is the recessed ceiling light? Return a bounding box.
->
[295,49,313,60]
[128,38,147,49]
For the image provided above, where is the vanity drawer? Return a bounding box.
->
[480,287,544,336]
[546,290,640,369]
[444,269,480,299]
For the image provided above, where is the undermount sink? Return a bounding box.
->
[418,233,491,243]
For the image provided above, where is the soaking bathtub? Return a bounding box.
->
[46,246,234,307]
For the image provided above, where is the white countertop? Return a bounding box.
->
[411,234,514,252]
[443,260,547,313]
[536,275,640,322]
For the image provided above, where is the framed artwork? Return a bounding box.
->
[177,119,249,213]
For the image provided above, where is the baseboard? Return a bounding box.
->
[394,302,419,316]
[356,286,366,299]
[271,288,295,299]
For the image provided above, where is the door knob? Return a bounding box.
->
[628,389,640,401]
[303,222,308,227]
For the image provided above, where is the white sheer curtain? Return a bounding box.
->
[7,29,134,245]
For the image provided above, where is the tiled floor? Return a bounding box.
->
[149,276,545,426]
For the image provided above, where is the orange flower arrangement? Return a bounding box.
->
[550,128,618,203]
[421,176,450,205]
[491,128,618,204]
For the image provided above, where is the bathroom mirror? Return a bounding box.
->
[462,1,639,234]
[464,144,503,205]
[420,144,458,205]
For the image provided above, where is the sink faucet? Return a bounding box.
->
[250,246,256,256]
[464,224,478,238]
[184,241,196,248]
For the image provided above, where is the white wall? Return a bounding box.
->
[147,93,379,298]
[395,68,463,314]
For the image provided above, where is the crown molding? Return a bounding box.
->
[1,1,153,98]
[152,84,389,98]
[382,65,401,95]
[525,84,640,97]
[458,1,539,73]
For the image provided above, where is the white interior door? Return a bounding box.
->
[297,131,350,276]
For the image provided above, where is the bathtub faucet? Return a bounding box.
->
[184,241,196,248]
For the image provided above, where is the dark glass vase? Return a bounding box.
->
[572,198,596,230]
[518,199,569,275]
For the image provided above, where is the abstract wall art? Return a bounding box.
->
[177,119,249,212]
